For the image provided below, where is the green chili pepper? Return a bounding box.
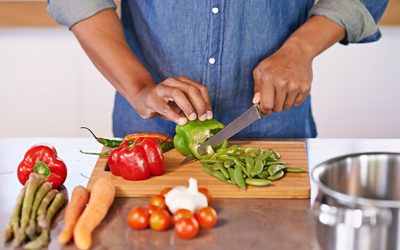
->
[81,127,123,148]
[267,164,286,176]
[245,178,272,187]
[267,170,285,181]
[173,119,226,159]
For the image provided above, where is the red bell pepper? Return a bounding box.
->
[107,138,164,181]
[17,144,67,189]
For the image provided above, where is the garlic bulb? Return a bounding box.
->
[165,178,208,213]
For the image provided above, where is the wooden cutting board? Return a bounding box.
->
[87,141,310,199]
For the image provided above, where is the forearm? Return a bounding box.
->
[281,16,346,61]
[71,9,155,107]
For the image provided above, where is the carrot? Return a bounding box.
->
[73,179,115,250]
[124,133,172,142]
[58,186,90,245]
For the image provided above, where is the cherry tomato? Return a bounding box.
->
[149,195,167,210]
[127,207,149,230]
[160,187,172,196]
[195,207,218,229]
[199,187,212,206]
[172,209,194,225]
[149,209,171,231]
[174,217,199,239]
[148,204,158,215]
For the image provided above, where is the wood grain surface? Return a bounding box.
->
[87,141,310,199]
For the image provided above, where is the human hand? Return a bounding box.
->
[133,76,213,125]
[252,43,313,115]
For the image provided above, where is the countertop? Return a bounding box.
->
[1,138,399,250]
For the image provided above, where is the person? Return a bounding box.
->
[48,0,388,138]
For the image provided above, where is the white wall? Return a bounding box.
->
[0,28,115,138]
[0,27,399,138]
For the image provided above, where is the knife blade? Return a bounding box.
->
[180,104,262,165]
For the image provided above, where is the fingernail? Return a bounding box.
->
[207,111,213,120]
[188,112,197,121]
[199,114,207,121]
[253,92,260,104]
[178,117,188,125]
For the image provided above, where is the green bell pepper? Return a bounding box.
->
[173,119,227,159]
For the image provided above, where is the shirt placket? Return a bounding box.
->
[204,0,225,120]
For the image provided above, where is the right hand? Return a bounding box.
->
[133,76,213,125]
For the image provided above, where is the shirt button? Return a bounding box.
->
[208,57,216,65]
[212,7,219,14]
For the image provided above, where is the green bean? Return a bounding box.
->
[200,159,224,164]
[228,168,236,185]
[250,160,264,177]
[265,161,286,166]
[285,167,307,173]
[216,163,230,179]
[210,171,231,183]
[267,170,285,181]
[256,150,273,162]
[244,147,258,154]
[224,160,234,168]
[245,157,255,174]
[257,170,270,179]
[234,166,246,189]
[202,164,214,175]
[268,164,286,176]
[272,150,281,159]
[245,178,272,187]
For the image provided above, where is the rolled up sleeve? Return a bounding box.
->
[310,0,389,44]
[47,0,117,29]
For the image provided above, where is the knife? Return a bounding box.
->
[180,104,262,165]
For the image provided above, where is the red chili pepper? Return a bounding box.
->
[17,144,67,189]
[107,138,164,181]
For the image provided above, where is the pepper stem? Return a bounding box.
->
[33,161,51,177]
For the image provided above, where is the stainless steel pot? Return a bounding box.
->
[311,153,400,250]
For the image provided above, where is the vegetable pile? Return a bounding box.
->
[3,173,66,249]
[200,145,306,189]
[81,127,172,181]
[127,178,218,239]
[58,178,115,250]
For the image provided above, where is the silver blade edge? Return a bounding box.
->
[197,105,261,155]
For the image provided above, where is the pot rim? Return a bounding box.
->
[312,151,400,208]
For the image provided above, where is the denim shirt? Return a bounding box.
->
[48,0,388,138]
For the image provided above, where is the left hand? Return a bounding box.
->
[252,43,313,115]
